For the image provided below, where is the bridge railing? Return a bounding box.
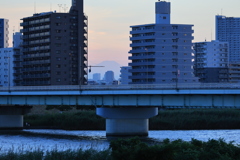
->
[0,83,240,91]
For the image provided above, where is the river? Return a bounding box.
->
[0,129,239,153]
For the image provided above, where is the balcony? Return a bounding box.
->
[130,35,155,41]
[22,67,51,72]
[22,81,51,86]
[22,59,50,65]
[130,29,155,34]
[23,53,50,58]
[20,29,29,33]
[22,73,51,79]
[20,22,28,26]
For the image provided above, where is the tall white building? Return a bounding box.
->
[194,40,229,82]
[129,0,198,84]
[0,19,9,48]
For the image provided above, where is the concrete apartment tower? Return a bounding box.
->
[216,15,240,83]
[129,0,198,84]
[19,0,88,86]
[0,19,9,48]
[194,40,229,83]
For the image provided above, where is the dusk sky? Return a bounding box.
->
[1,0,240,67]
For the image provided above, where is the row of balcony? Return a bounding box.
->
[22,81,51,86]
[29,39,50,45]
[22,60,50,65]
[29,25,50,31]
[20,18,50,26]
[22,67,51,72]
[22,73,51,79]
[23,53,50,58]
[28,46,50,52]
[29,32,50,38]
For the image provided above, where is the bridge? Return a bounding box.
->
[0,83,240,136]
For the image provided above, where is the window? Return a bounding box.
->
[56,78,61,82]
[56,64,61,68]
[56,57,61,61]
[56,30,61,33]
[172,25,178,29]
[55,43,61,47]
[55,36,61,40]
[172,52,178,56]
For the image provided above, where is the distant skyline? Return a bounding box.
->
[1,0,240,66]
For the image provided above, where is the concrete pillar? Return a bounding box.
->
[0,115,23,129]
[0,105,31,129]
[97,107,158,136]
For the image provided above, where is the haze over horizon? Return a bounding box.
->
[1,0,240,67]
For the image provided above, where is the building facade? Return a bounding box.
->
[129,1,198,84]
[216,15,240,62]
[19,0,88,86]
[93,73,101,81]
[104,71,115,84]
[120,66,131,84]
[0,19,9,48]
[194,40,229,82]
[0,48,14,86]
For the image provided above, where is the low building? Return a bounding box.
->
[194,40,229,83]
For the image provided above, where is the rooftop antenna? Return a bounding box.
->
[34,1,36,13]
[221,8,223,15]
[58,4,62,12]
[211,29,213,41]
[13,26,15,34]
[62,4,68,13]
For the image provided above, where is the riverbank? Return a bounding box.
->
[24,109,240,130]
[0,138,239,160]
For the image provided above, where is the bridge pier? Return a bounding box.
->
[97,107,158,136]
[0,105,31,129]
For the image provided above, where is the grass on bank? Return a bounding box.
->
[24,109,240,130]
[0,138,240,160]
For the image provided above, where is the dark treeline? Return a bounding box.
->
[1,138,240,160]
[24,109,240,130]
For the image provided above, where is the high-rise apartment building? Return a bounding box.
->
[216,15,240,82]
[194,40,229,82]
[19,0,88,86]
[0,19,9,48]
[129,1,198,84]
[216,15,240,62]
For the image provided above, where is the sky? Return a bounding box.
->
[1,0,240,68]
